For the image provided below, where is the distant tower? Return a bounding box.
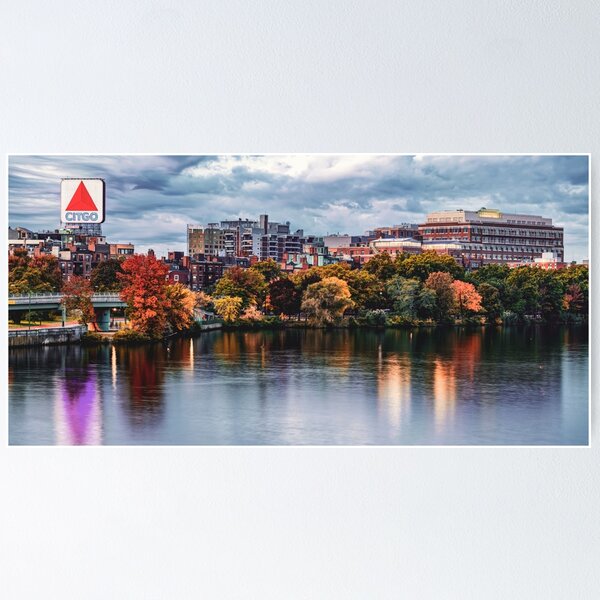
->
[259,214,269,233]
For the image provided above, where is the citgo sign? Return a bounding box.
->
[60,178,105,224]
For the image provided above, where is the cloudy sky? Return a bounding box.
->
[8,154,589,261]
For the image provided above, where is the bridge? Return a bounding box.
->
[8,292,127,331]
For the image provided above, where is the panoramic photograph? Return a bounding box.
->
[7,154,589,445]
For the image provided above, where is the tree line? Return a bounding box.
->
[204,252,589,327]
[9,248,589,335]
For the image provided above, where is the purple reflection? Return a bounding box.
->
[54,370,102,445]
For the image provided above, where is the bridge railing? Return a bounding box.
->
[9,292,124,303]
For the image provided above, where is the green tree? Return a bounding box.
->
[214,267,267,308]
[363,253,396,281]
[397,251,464,281]
[301,276,354,326]
[90,258,124,291]
[386,276,421,319]
[469,263,510,305]
[477,283,503,323]
[346,269,386,311]
[505,267,540,319]
[417,286,437,319]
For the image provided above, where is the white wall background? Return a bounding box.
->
[0,1,597,598]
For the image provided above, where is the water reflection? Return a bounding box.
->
[432,358,456,431]
[54,369,102,445]
[8,326,589,445]
[377,355,412,428]
[118,345,165,428]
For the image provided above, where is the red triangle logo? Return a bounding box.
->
[66,181,98,211]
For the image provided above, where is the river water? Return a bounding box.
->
[8,326,588,445]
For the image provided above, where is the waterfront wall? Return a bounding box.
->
[199,321,223,331]
[9,325,88,348]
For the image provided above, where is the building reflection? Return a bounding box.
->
[111,345,117,390]
[54,369,102,445]
[432,358,456,431]
[377,355,412,428]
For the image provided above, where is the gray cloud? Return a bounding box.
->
[8,154,589,261]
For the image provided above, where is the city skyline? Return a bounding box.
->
[8,154,589,261]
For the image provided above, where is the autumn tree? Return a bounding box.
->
[9,248,62,294]
[165,283,196,331]
[557,265,588,314]
[424,271,455,321]
[194,291,214,310]
[249,259,281,283]
[61,276,95,325]
[241,305,264,321]
[214,296,243,322]
[451,280,482,318]
[301,276,354,326]
[90,258,124,291]
[268,278,302,316]
[214,267,267,308]
[289,269,323,294]
[118,254,170,337]
[562,284,585,314]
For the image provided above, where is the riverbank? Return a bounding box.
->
[8,324,88,347]
[9,314,587,348]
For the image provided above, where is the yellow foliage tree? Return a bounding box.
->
[301,276,354,326]
[214,296,243,322]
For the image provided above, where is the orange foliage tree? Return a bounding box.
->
[118,254,170,337]
[165,283,196,331]
[452,280,482,317]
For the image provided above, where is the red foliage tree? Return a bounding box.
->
[118,254,170,337]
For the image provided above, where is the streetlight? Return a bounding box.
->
[27,290,31,331]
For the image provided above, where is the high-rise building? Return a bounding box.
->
[419,207,564,267]
[187,225,205,257]
[186,215,303,261]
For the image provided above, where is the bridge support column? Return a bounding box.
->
[95,308,111,332]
